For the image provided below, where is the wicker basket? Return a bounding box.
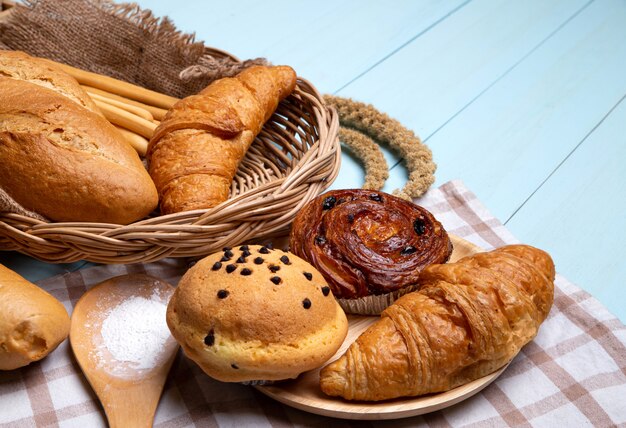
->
[0,7,341,263]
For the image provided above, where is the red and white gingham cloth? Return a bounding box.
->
[1,180,625,427]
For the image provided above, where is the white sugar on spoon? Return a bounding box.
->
[100,294,170,374]
[70,274,179,428]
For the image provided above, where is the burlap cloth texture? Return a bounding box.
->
[0,0,267,219]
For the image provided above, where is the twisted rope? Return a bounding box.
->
[337,127,389,190]
[325,95,436,200]
[179,56,269,83]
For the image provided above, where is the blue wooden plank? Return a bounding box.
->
[405,0,626,221]
[136,0,467,94]
[505,95,626,322]
[0,252,89,282]
[332,0,591,192]
[345,0,626,320]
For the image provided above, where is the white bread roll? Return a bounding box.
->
[0,263,70,370]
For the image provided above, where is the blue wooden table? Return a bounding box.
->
[1,0,624,322]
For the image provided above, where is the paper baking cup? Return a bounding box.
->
[337,285,418,315]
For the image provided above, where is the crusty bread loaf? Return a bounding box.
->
[0,50,157,224]
[166,245,348,382]
[0,50,100,114]
[0,263,70,370]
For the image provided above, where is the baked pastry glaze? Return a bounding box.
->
[148,65,296,214]
[319,244,555,401]
[289,189,452,299]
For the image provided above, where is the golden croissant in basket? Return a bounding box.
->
[147,65,297,214]
[319,244,555,401]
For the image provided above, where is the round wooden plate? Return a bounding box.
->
[255,235,510,420]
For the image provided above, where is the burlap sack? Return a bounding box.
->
[0,0,267,97]
[0,188,46,221]
[0,0,267,219]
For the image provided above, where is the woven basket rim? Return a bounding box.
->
[0,45,341,264]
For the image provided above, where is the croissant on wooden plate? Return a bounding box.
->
[319,244,555,401]
[147,65,297,214]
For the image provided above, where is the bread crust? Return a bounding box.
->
[0,263,70,370]
[166,245,348,382]
[148,65,297,214]
[0,50,99,113]
[0,59,158,223]
[320,244,555,401]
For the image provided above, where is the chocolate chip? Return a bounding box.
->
[220,255,231,262]
[270,276,281,285]
[302,298,311,309]
[322,196,337,210]
[303,272,313,281]
[236,255,246,264]
[254,257,264,265]
[240,268,252,276]
[226,264,237,273]
[280,255,291,265]
[369,193,383,202]
[401,246,417,255]
[204,330,215,346]
[347,214,354,223]
[266,242,274,249]
[414,218,426,235]
[217,289,229,299]
[259,247,270,254]
[239,245,249,251]
[231,363,239,369]
[315,235,326,245]
[321,286,331,296]
[211,262,222,271]
[222,246,232,251]
[242,249,251,257]
[269,265,280,273]
[224,249,234,258]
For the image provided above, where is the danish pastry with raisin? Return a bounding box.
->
[289,189,452,300]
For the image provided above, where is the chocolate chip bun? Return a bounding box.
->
[166,245,349,382]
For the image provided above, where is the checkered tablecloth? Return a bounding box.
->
[1,180,625,427]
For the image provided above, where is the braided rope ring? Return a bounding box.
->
[337,127,389,190]
[324,95,436,199]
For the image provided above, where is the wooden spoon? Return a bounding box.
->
[70,274,179,428]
